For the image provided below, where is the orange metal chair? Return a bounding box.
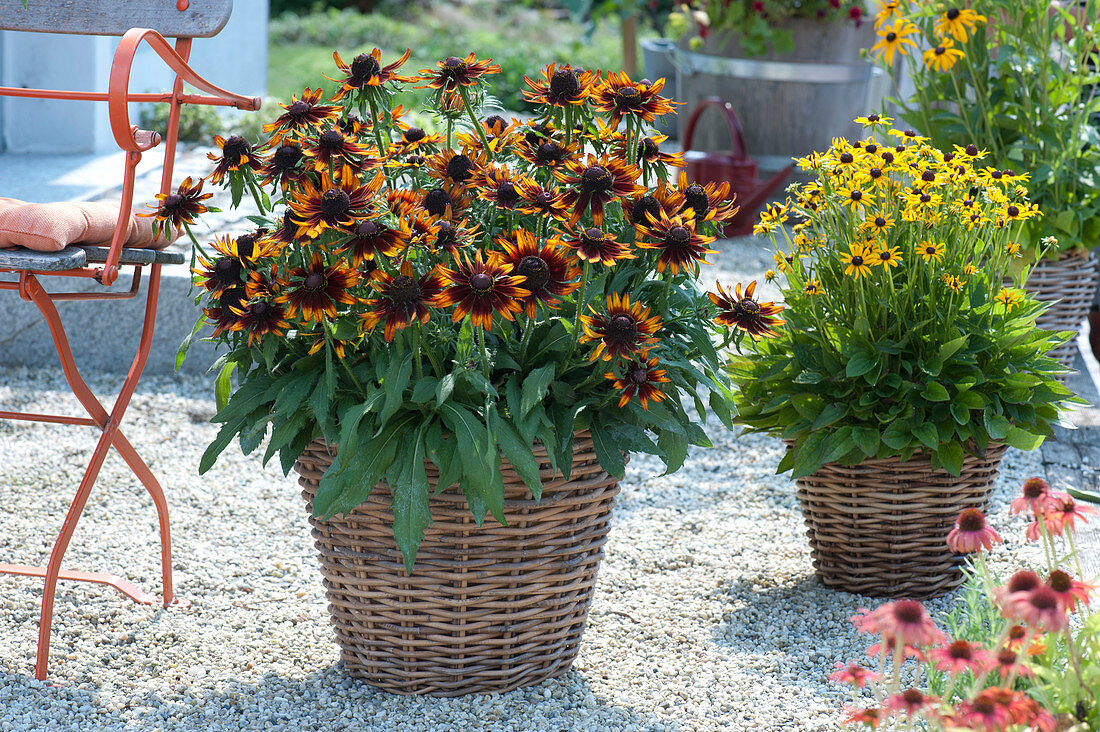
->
[0,0,259,680]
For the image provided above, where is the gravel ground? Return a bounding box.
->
[0,236,1053,731]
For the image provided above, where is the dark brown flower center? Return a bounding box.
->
[535,191,555,207]
[303,272,326,290]
[441,56,467,76]
[357,221,380,238]
[220,286,246,311]
[875,217,887,227]
[1048,570,1072,593]
[407,154,427,167]
[221,136,250,165]
[517,255,550,291]
[1007,205,1020,217]
[389,275,420,304]
[893,600,924,625]
[404,127,426,143]
[886,32,897,41]
[735,298,760,316]
[1007,571,1042,594]
[965,144,978,156]
[920,194,931,203]
[485,115,506,134]
[615,86,642,109]
[424,187,452,217]
[943,152,956,162]
[632,195,662,225]
[840,152,854,164]
[496,182,520,207]
[340,115,362,134]
[850,190,862,201]
[320,188,351,219]
[669,226,691,244]
[250,301,271,318]
[882,151,895,164]
[213,257,241,283]
[319,130,345,149]
[235,233,257,260]
[997,649,1017,666]
[350,53,381,82]
[469,272,493,293]
[865,144,878,154]
[639,137,660,160]
[851,255,864,266]
[957,509,986,533]
[446,154,474,182]
[273,145,303,170]
[947,7,960,19]
[922,170,936,182]
[1029,587,1059,611]
[536,142,565,165]
[582,228,605,245]
[1023,479,1048,498]
[549,68,581,99]
[162,194,184,211]
[524,124,551,148]
[608,314,636,340]
[630,367,649,385]
[947,640,973,660]
[934,45,946,55]
[287,100,311,117]
[581,165,612,193]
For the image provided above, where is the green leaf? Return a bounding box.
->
[521,364,556,416]
[921,382,950,402]
[436,372,456,406]
[1005,427,1044,451]
[984,413,1011,440]
[379,354,413,428]
[852,426,880,456]
[939,442,963,476]
[200,421,242,474]
[214,361,235,412]
[388,427,432,573]
[410,377,439,404]
[657,429,689,475]
[812,403,846,431]
[913,422,939,450]
[313,413,418,519]
[494,414,543,499]
[591,422,626,478]
[176,315,206,372]
[845,352,877,378]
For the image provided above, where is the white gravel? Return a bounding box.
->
[0,236,1051,731]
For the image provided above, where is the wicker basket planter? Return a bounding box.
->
[1027,251,1100,370]
[293,431,620,696]
[794,443,1007,599]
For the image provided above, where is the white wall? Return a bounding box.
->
[0,0,267,154]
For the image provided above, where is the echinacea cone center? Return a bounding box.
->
[536,142,564,165]
[469,272,493,293]
[608,314,636,338]
[274,145,303,168]
[517,255,550,290]
[893,600,925,624]
[549,69,581,99]
[321,188,352,218]
[357,221,380,238]
[1048,570,1072,593]
[736,298,760,315]
[957,509,986,532]
[303,272,326,291]
[615,86,642,108]
[669,226,690,243]
[162,194,184,210]
[287,100,311,116]
[222,136,249,164]
[404,127,426,142]
[496,182,520,206]
[630,367,649,385]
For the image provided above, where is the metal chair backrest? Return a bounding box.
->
[0,0,232,37]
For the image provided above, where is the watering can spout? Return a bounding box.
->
[735,165,792,218]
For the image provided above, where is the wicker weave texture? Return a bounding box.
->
[1028,251,1100,369]
[795,444,1007,599]
[294,432,620,696]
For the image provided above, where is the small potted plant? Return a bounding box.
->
[175,49,774,695]
[668,0,882,161]
[867,0,1100,370]
[728,116,1080,599]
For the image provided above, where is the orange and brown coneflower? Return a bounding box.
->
[288,166,381,239]
[580,293,662,361]
[142,176,212,238]
[360,262,443,341]
[329,48,414,101]
[606,353,670,410]
[262,88,340,143]
[522,63,599,107]
[490,230,580,317]
[206,135,262,185]
[709,281,784,338]
[279,252,359,323]
[590,72,675,128]
[554,153,643,226]
[415,53,502,93]
[435,250,529,329]
[634,209,717,274]
[557,227,635,267]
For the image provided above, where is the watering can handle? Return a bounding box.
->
[681,97,750,162]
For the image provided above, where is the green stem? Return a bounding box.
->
[246,177,267,216]
[365,91,389,158]
[477,324,491,380]
[457,84,494,161]
[566,261,593,362]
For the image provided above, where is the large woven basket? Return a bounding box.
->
[1027,251,1099,370]
[795,443,1007,599]
[294,431,620,696]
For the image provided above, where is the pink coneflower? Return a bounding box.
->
[946,508,1002,554]
[842,707,882,729]
[1047,569,1094,613]
[1005,587,1069,632]
[950,689,1013,731]
[930,639,994,676]
[1010,477,1052,515]
[985,687,1055,731]
[1004,624,1047,656]
[994,570,1043,610]
[852,600,946,648]
[828,662,880,688]
[992,648,1033,679]
[884,688,938,718]
[1046,492,1097,534]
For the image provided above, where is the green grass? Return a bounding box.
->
[267,4,627,114]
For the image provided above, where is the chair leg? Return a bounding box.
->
[9,269,183,681]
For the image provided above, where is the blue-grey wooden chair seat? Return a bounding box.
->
[0,246,184,271]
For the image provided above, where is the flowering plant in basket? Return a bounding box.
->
[728,117,1080,479]
[669,0,867,56]
[169,50,771,569]
[866,0,1100,256]
[830,477,1099,730]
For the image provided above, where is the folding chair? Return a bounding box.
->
[0,0,259,680]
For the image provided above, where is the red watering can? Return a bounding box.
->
[681,96,792,237]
